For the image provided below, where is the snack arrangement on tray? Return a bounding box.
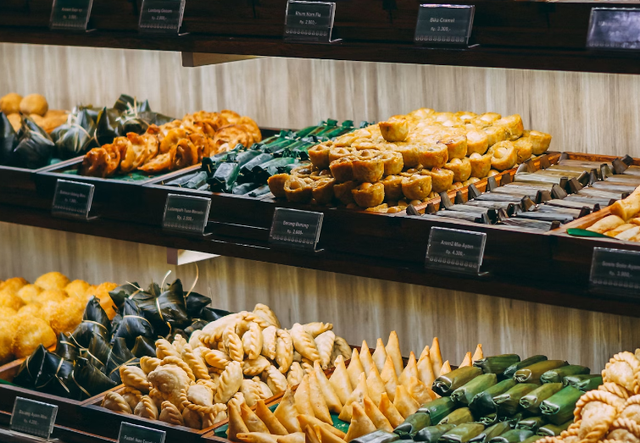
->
[100,304,351,431]
[583,184,640,241]
[0,92,67,133]
[267,109,552,213]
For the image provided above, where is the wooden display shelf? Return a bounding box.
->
[0,0,640,74]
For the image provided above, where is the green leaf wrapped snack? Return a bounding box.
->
[440,423,485,443]
[516,417,547,433]
[131,336,157,358]
[439,407,475,425]
[521,436,543,443]
[13,124,54,169]
[489,429,534,443]
[72,357,117,399]
[54,332,79,362]
[493,383,538,417]
[418,396,457,425]
[504,356,548,380]
[537,421,572,437]
[563,374,602,392]
[540,386,583,425]
[0,112,19,165]
[110,298,155,349]
[71,297,111,348]
[514,361,568,384]
[413,425,457,443]
[480,414,499,426]
[350,431,400,443]
[540,366,590,384]
[433,367,483,396]
[394,412,431,439]
[474,355,521,378]
[452,373,498,406]
[132,279,190,336]
[519,383,564,413]
[469,379,517,417]
[469,422,511,443]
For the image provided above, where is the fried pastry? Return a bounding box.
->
[298,415,346,439]
[399,352,419,387]
[315,331,335,369]
[444,157,472,182]
[314,362,343,414]
[275,388,302,433]
[265,364,288,396]
[587,215,626,234]
[134,395,159,420]
[215,361,244,403]
[352,182,385,208]
[120,365,152,392]
[469,153,492,178]
[484,126,508,147]
[138,148,175,174]
[466,130,490,155]
[495,114,524,140]
[380,120,409,142]
[11,317,56,358]
[333,181,358,205]
[345,403,377,442]
[315,425,346,443]
[229,400,251,440]
[440,134,467,159]
[524,130,552,155]
[102,391,132,414]
[276,329,294,374]
[420,168,454,194]
[364,395,393,432]
[366,366,386,406]
[173,138,199,170]
[378,151,404,176]
[381,175,404,201]
[394,143,420,168]
[394,385,420,418]
[386,331,404,377]
[514,137,533,163]
[401,174,432,201]
[352,150,384,183]
[339,373,369,422]
[490,141,517,171]
[284,177,314,203]
[330,355,353,404]
[287,362,305,386]
[431,337,444,378]
[243,322,264,361]
[379,392,405,428]
[416,143,448,169]
[309,143,332,169]
[308,373,333,424]
[312,178,336,205]
[372,339,388,373]
[417,349,436,387]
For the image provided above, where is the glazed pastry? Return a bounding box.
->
[345,403,377,442]
[394,143,420,168]
[134,395,159,420]
[380,120,409,142]
[268,174,290,198]
[264,364,288,396]
[309,143,332,169]
[490,141,518,171]
[587,215,626,234]
[275,388,302,433]
[215,360,243,403]
[284,177,314,203]
[402,175,432,201]
[468,152,492,179]
[444,158,472,182]
[466,130,490,155]
[312,178,336,205]
[102,391,133,414]
[330,156,356,182]
[378,151,404,175]
[514,137,533,163]
[364,395,394,432]
[314,362,343,414]
[276,329,294,374]
[333,181,358,205]
[380,356,399,401]
[524,130,552,155]
[120,365,152,392]
[352,182,385,208]
[379,392,405,428]
[495,115,524,140]
[353,150,384,183]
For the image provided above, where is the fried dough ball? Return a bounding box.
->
[65,280,91,299]
[0,290,25,311]
[16,284,42,304]
[0,277,28,294]
[7,114,21,132]
[35,272,70,291]
[48,297,85,334]
[18,303,46,321]
[0,306,17,319]
[91,282,118,320]
[20,94,48,116]
[38,289,68,305]
[0,93,22,114]
[352,182,385,208]
[0,320,14,364]
[11,317,56,358]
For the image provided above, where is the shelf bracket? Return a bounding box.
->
[167,248,219,265]
[181,52,261,68]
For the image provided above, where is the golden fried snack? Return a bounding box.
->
[477,112,502,125]
[422,168,454,194]
[11,317,56,358]
[64,280,90,299]
[81,144,122,178]
[417,144,448,169]
[0,277,28,294]
[611,191,640,221]
[284,177,314,203]
[495,114,524,140]
[469,153,492,178]
[524,130,552,155]
[238,116,262,144]
[29,114,46,128]
[40,110,69,133]
[38,289,67,305]
[0,93,21,114]
[379,120,409,142]
[309,143,332,170]
[333,180,358,205]
[490,141,517,171]
[160,128,187,154]
[440,134,467,159]
[0,320,14,364]
[329,156,356,183]
[328,147,352,164]
[213,124,253,151]
[352,182,385,208]
[381,175,404,201]
[484,126,508,147]
[466,130,489,155]
[91,282,118,320]
[16,284,42,304]
[20,93,48,116]
[514,137,533,163]
[463,177,481,186]
[138,148,176,174]
[127,132,158,169]
[393,143,420,168]
[18,303,45,321]
[402,175,432,201]
[587,215,626,234]
[444,158,472,182]
[378,151,404,176]
[7,113,20,132]
[0,290,25,311]
[113,137,137,173]
[48,297,85,334]
[312,178,336,205]
[35,272,69,291]
[268,174,290,198]
[173,139,199,170]
[352,150,384,183]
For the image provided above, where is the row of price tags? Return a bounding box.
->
[48,0,640,51]
[49,0,185,34]
[9,396,165,442]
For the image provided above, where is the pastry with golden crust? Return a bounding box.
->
[312,178,335,205]
[333,181,358,205]
[381,175,404,201]
[417,143,448,169]
[308,143,332,169]
[525,130,552,155]
[329,156,356,183]
[352,182,385,208]
[352,150,384,183]
[490,141,518,171]
[469,152,492,178]
[284,177,314,203]
[401,175,432,201]
[440,134,467,159]
[444,157,472,182]
[379,120,409,142]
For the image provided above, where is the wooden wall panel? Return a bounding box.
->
[1,43,640,372]
[1,221,639,372]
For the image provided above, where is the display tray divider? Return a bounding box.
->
[0,162,70,210]
[0,411,116,443]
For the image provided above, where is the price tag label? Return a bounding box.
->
[414,4,475,46]
[284,0,336,43]
[50,0,93,30]
[51,179,95,219]
[139,0,186,34]
[587,8,640,50]
[269,208,323,250]
[590,247,640,294]
[425,227,487,274]
[10,397,58,439]
[118,422,166,443]
[162,193,211,235]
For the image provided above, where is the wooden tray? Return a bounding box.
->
[0,162,67,210]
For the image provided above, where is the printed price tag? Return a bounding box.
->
[284,0,336,43]
[10,397,58,439]
[425,227,487,274]
[118,422,166,443]
[50,0,93,30]
[51,179,95,219]
[269,208,323,250]
[139,0,186,34]
[587,8,640,50]
[162,193,211,235]
[590,247,640,295]
[414,4,475,46]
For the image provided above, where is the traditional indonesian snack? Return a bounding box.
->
[0,272,118,364]
[11,277,220,400]
[222,332,482,443]
[268,109,552,212]
[0,92,67,133]
[585,186,640,241]
[100,303,351,430]
[80,106,261,178]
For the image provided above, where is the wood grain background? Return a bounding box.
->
[1,42,640,370]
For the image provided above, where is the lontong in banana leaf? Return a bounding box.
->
[184,319,208,335]
[452,373,498,405]
[200,307,233,322]
[107,337,138,383]
[474,355,521,378]
[503,356,548,380]
[469,379,517,417]
[433,366,483,396]
[71,297,111,348]
[440,423,486,443]
[110,297,155,349]
[537,420,573,437]
[413,424,456,443]
[439,407,475,425]
[489,429,533,443]
[132,279,190,335]
[515,417,547,433]
[86,333,112,369]
[418,396,457,425]
[540,365,590,384]
[539,386,583,425]
[469,422,511,443]
[72,357,117,400]
[394,412,431,438]
[351,430,399,443]
[0,112,18,165]
[519,383,563,413]
[514,361,568,384]
[54,332,79,362]
[494,383,538,417]
[563,374,602,392]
